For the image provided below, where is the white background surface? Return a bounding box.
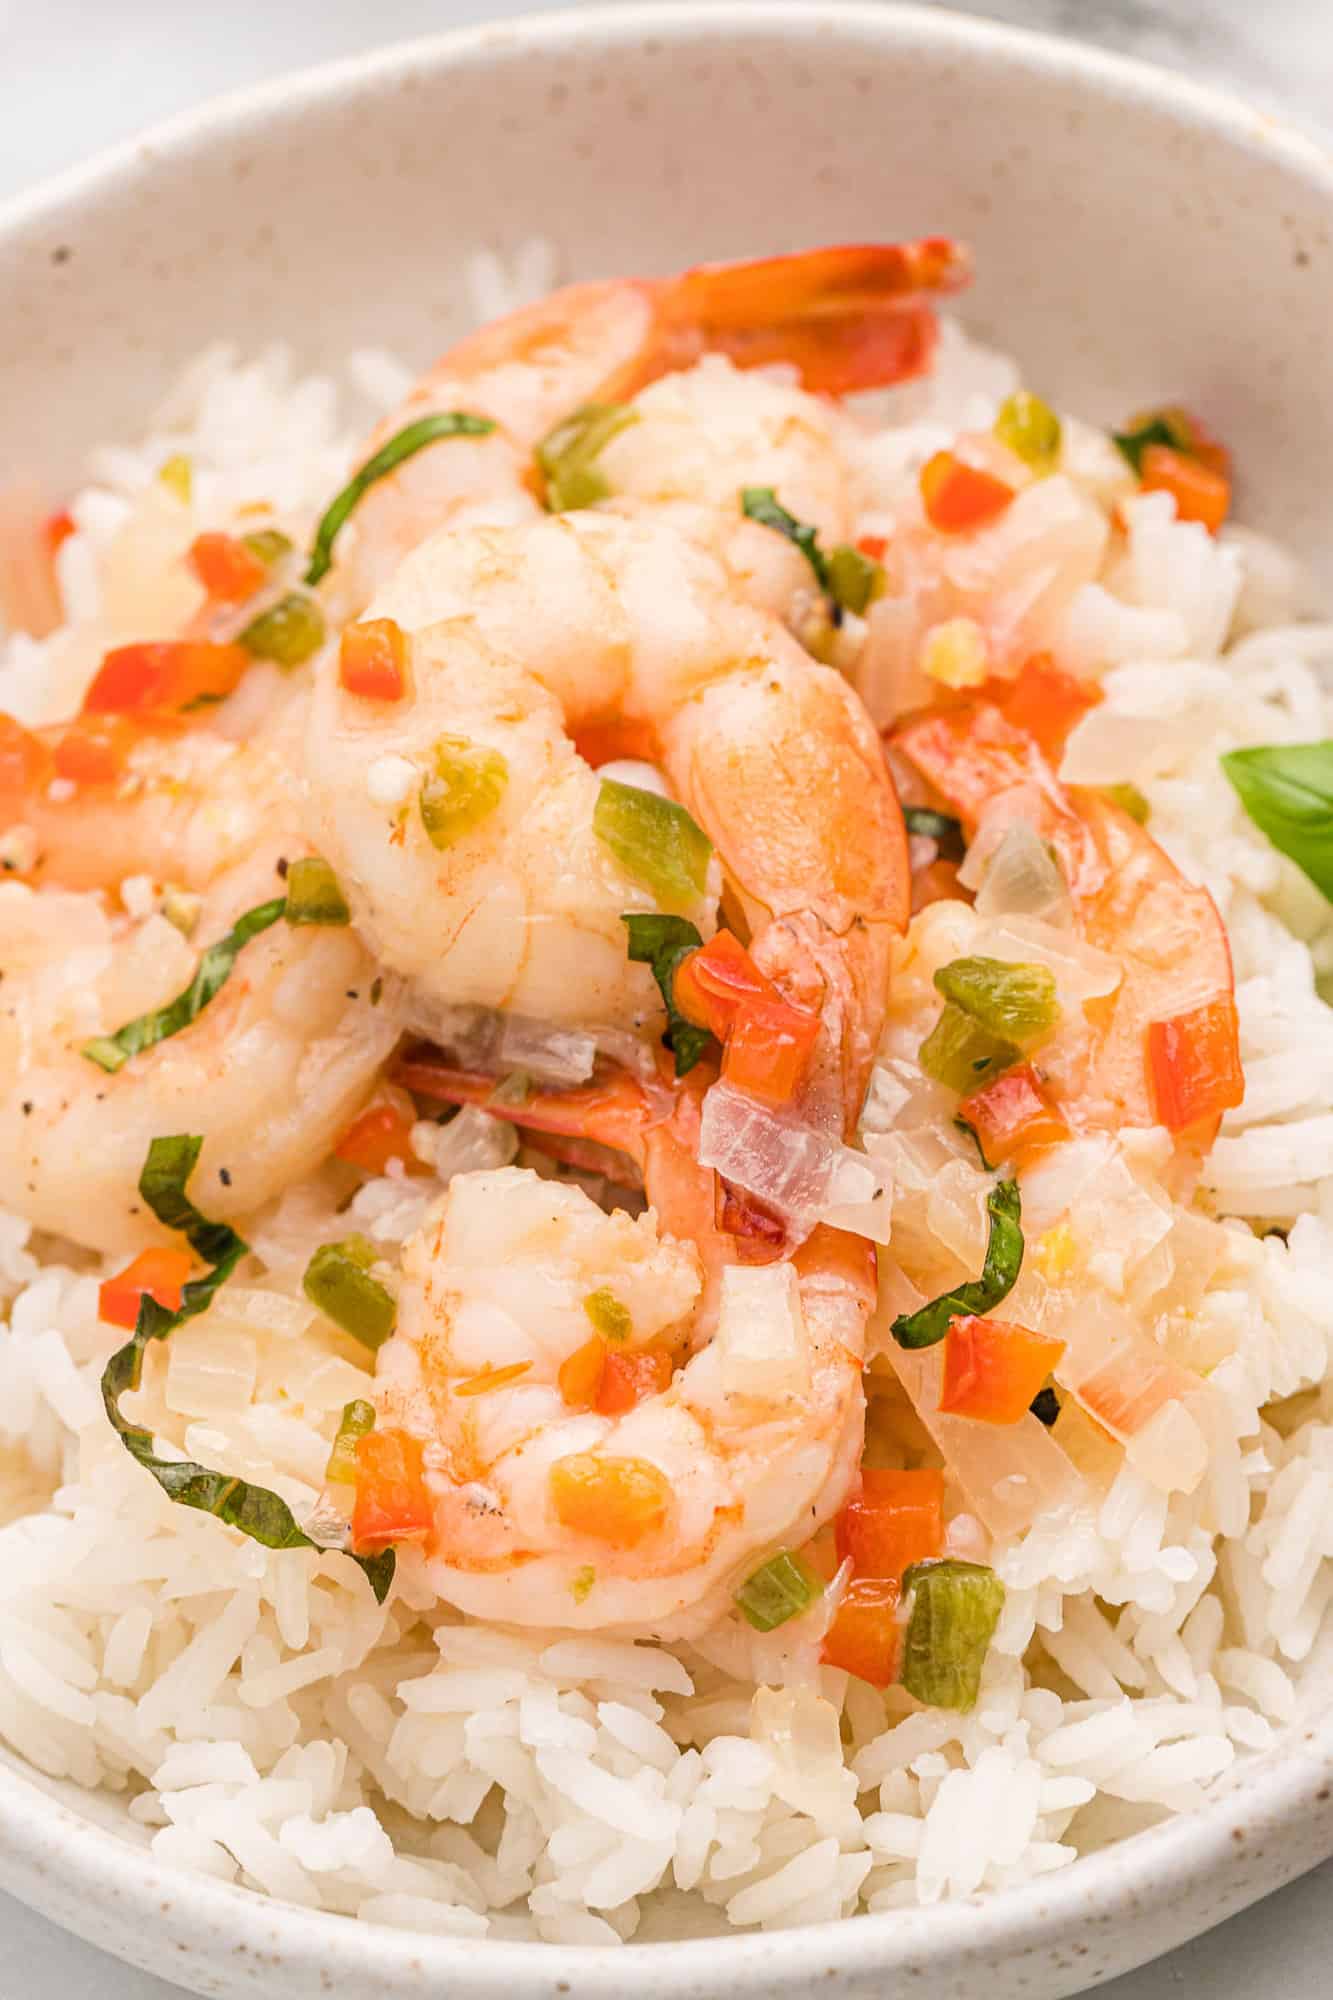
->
[1,2,1330,1994]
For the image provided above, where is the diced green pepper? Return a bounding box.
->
[825,542,886,616]
[239,591,326,668]
[284,856,351,926]
[900,1559,1005,1711]
[537,402,638,512]
[918,1001,1019,1094]
[571,1564,596,1603]
[735,1549,824,1632]
[594,779,712,909]
[418,737,508,850]
[1103,782,1150,825]
[158,453,192,503]
[241,528,294,566]
[994,391,1062,472]
[303,1236,397,1351]
[933,955,1059,1044]
[325,1398,377,1483]
[583,1287,632,1344]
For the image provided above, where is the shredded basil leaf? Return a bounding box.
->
[902,806,965,862]
[305,411,495,586]
[740,486,883,621]
[742,485,831,592]
[892,1177,1024,1349]
[953,1116,996,1173]
[82,898,287,1074]
[1221,743,1333,903]
[621,913,715,1075]
[100,1136,394,1603]
[1111,415,1179,474]
[1029,1385,1061,1427]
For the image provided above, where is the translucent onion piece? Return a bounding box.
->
[425,1105,520,1181]
[968,913,1121,1010]
[716,1263,810,1400]
[397,994,598,1087]
[698,1085,893,1243]
[164,1323,259,1419]
[973,820,1072,928]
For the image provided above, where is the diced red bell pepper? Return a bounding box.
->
[821,1576,901,1687]
[570,717,661,768]
[0,711,52,801]
[339,617,409,702]
[1139,444,1230,534]
[98,1247,194,1330]
[834,1466,944,1581]
[548,1452,671,1549]
[596,1345,674,1416]
[957,1061,1069,1168]
[1147,996,1244,1133]
[856,534,888,564]
[51,713,141,788]
[673,929,774,1040]
[84,640,250,714]
[187,531,269,603]
[558,1334,608,1410]
[352,1428,433,1550]
[920,450,1016,533]
[939,1314,1067,1425]
[43,508,76,557]
[721,994,822,1106]
[995,654,1101,764]
[333,1099,423,1176]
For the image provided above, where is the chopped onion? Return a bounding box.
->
[972,820,1072,928]
[716,1263,810,1400]
[859,1062,913,1135]
[164,1323,258,1419]
[425,1105,520,1181]
[699,1081,891,1240]
[820,1147,895,1244]
[399,997,596,1086]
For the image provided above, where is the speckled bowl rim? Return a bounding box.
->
[1,6,1332,1995]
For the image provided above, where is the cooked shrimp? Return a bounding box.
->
[0,698,396,1252]
[306,507,909,1106]
[338,241,968,602]
[371,1156,872,1631]
[891,695,1240,1143]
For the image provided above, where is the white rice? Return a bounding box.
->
[1,253,1332,1945]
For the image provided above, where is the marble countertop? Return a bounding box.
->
[0,2,1329,1995]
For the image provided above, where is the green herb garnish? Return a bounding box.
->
[306,411,496,586]
[1112,412,1187,475]
[740,486,884,619]
[595,779,712,910]
[537,402,638,512]
[1029,1385,1060,1427]
[621,913,714,1075]
[1221,743,1333,903]
[284,856,351,927]
[933,955,1060,1044]
[242,528,294,566]
[101,1137,393,1603]
[902,806,965,861]
[239,592,326,667]
[82,897,286,1073]
[900,1559,1005,1711]
[892,1178,1024,1350]
[303,1237,397,1351]
[735,1549,824,1632]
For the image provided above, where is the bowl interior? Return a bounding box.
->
[1,6,1332,1997]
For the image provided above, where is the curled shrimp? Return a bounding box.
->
[336,241,969,602]
[0,710,396,1251]
[373,1056,874,1630]
[892,695,1240,1144]
[307,507,909,1099]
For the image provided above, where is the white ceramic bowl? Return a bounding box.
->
[1,6,1331,1995]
